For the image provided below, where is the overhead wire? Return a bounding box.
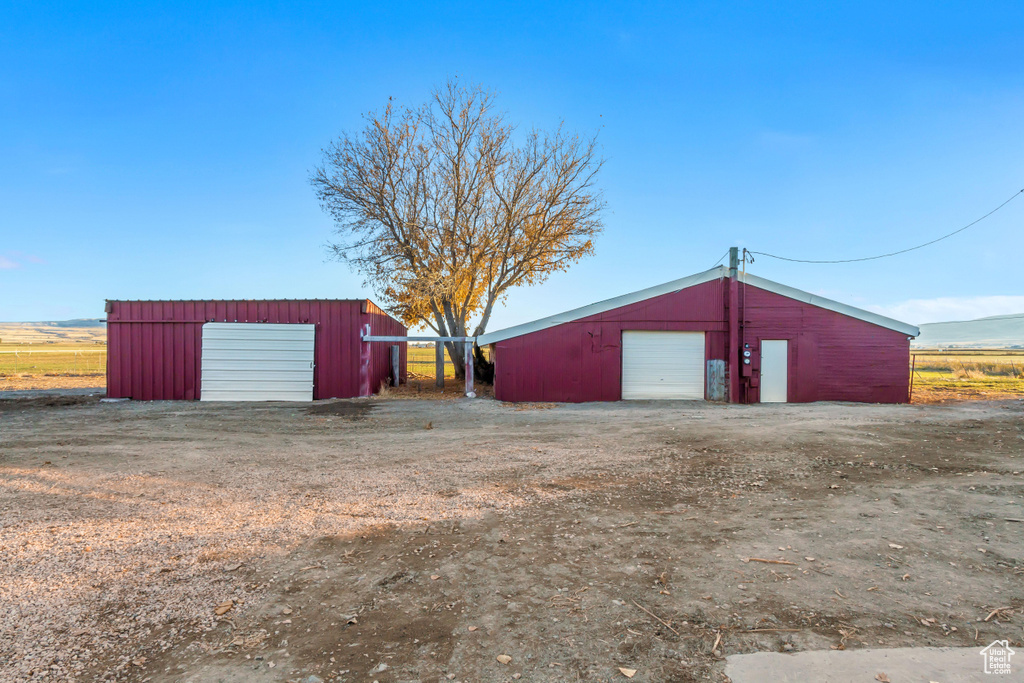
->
[748,187,1024,264]
[710,249,731,269]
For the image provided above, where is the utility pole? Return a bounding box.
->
[728,246,740,403]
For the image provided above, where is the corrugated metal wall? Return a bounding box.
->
[492,279,728,402]
[738,284,910,403]
[492,277,910,404]
[106,300,407,400]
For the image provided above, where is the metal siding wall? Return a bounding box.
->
[493,280,728,402]
[740,285,910,404]
[363,302,408,394]
[493,277,909,404]
[105,300,405,400]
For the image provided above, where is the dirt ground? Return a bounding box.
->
[0,374,105,392]
[1,395,1022,683]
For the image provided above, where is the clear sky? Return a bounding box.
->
[2,1,1023,328]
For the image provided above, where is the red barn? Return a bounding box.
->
[478,266,918,404]
[106,299,406,401]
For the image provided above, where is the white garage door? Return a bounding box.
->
[200,323,315,402]
[622,331,705,400]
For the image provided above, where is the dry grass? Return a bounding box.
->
[912,349,1024,403]
[0,346,106,377]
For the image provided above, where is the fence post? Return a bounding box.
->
[464,342,475,398]
[359,324,371,397]
[390,344,400,387]
[909,354,916,403]
[435,342,445,388]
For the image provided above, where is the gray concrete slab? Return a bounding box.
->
[724,646,1022,682]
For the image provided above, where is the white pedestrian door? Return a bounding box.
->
[760,339,788,403]
[622,331,705,400]
[200,323,315,401]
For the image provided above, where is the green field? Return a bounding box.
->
[407,344,458,378]
[0,343,106,376]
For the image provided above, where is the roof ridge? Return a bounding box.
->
[478,266,918,344]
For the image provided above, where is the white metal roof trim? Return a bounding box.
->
[477,266,728,345]
[478,266,919,344]
[738,273,920,337]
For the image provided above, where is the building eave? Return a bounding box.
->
[478,265,919,344]
[478,267,729,345]
[738,272,920,337]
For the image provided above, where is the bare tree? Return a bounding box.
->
[311,79,605,377]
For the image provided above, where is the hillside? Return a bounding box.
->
[0,319,106,344]
[913,313,1024,349]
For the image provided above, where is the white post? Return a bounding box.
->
[464,342,475,398]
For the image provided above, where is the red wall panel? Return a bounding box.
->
[493,280,728,402]
[106,300,406,400]
[492,277,911,404]
[737,285,911,404]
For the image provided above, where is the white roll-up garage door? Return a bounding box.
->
[200,323,315,402]
[621,331,705,400]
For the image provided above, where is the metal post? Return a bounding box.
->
[909,353,916,403]
[390,344,400,387]
[435,341,445,388]
[359,324,371,397]
[728,247,740,403]
[464,342,475,398]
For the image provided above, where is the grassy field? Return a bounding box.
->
[0,343,106,376]
[407,344,456,378]
[407,343,492,379]
[911,349,1024,402]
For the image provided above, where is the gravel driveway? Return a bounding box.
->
[1,395,1021,682]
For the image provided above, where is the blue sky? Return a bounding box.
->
[2,1,1023,328]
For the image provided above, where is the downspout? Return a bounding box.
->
[728,247,740,403]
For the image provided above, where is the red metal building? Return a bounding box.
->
[478,266,918,404]
[106,299,406,401]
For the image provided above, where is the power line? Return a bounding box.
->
[749,187,1024,264]
[710,249,731,269]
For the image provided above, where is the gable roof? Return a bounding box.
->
[477,266,919,345]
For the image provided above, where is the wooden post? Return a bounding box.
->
[435,341,445,388]
[464,342,475,398]
[909,353,916,403]
[390,344,400,387]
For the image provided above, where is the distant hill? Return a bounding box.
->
[0,319,106,344]
[913,313,1024,349]
[23,318,105,328]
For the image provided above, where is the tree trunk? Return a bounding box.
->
[445,341,466,380]
[473,343,494,384]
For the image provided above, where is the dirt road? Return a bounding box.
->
[1,396,1021,682]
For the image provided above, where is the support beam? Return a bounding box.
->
[362,335,474,342]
